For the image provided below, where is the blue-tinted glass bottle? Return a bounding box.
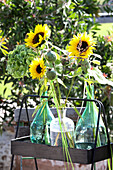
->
[75,85,107,149]
[30,91,54,145]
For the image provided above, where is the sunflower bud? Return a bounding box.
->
[46,51,57,62]
[46,69,56,80]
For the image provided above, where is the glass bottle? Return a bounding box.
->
[75,85,107,149]
[30,91,54,145]
[50,108,74,148]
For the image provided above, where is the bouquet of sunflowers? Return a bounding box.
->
[7,23,113,167]
[7,23,113,91]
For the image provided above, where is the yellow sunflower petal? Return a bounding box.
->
[25,24,51,48]
[67,32,96,60]
[29,58,46,80]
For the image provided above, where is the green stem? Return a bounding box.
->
[47,40,68,55]
[94,163,96,170]
[64,75,75,107]
[49,80,74,169]
[108,159,111,170]
[50,80,60,106]
[56,76,62,105]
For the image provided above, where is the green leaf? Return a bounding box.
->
[92,60,100,65]
[88,67,113,86]
[75,67,83,76]
[55,53,60,60]
[36,7,43,11]
[57,78,67,89]
[84,78,98,84]
[93,53,102,59]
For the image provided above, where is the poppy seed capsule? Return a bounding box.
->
[46,70,56,80]
[46,51,57,62]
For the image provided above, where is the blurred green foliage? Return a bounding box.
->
[0,0,113,132]
[94,35,113,76]
[0,0,100,49]
[93,34,113,139]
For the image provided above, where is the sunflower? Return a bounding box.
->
[29,58,46,80]
[25,24,51,48]
[0,30,8,56]
[67,32,96,60]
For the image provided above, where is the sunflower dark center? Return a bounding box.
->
[36,65,42,74]
[77,41,88,52]
[32,32,44,44]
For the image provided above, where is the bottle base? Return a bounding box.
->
[75,142,95,150]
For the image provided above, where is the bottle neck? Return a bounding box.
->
[80,85,96,126]
[58,108,66,119]
[41,91,48,103]
[86,85,94,106]
[85,85,95,117]
[87,85,94,100]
